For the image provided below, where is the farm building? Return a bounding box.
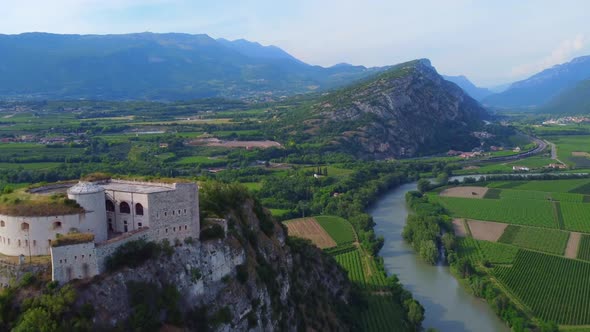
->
[0,178,199,283]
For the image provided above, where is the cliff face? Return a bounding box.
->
[73,199,352,331]
[280,59,487,158]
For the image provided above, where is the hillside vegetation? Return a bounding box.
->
[271,59,487,159]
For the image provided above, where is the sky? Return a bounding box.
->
[1,0,590,86]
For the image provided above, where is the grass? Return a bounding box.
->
[498,189,585,203]
[439,196,556,228]
[0,189,84,217]
[314,215,356,245]
[494,250,590,325]
[176,155,227,166]
[0,162,62,170]
[241,182,262,191]
[52,233,95,247]
[269,208,290,217]
[497,225,570,255]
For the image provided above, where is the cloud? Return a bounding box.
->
[510,34,587,78]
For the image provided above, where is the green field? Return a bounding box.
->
[577,235,590,261]
[315,215,356,245]
[498,189,585,203]
[334,250,365,284]
[176,155,228,166]
[495,250,590,325]
[439,196,556,228]
[477,240,518,264]
[508,179,590,193]
[456,237,483,265]
[360,295,407,332]
[498,225,569,255]
[546,135,590,167]
[269,208,290,217]
[241,182,262,191]
[560,202,590,233]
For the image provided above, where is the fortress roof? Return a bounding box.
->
[68,182,104,195]
[100,181,174,194]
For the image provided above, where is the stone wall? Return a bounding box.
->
[94,228,150,273]
[0,212,97,256]
[51,242,99,282]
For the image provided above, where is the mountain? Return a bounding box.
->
[542,79,590,113]
[0,32,386,101]
[442,75,492,100]
[483,55,590,107]
[216,38,304,63]
[275,59,487,159]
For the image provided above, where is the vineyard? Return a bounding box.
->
[360,295,407,332]
[321,216,408,331]
[439,196,556,228]
[494,250,590,325]
[477,240,518,264]
[577,235,590,261]
[560,202,590,233]
[508,179,590,193]
[498,189,584,203]
[498,225,569,255]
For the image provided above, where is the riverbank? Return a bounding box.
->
[369,182,509,331]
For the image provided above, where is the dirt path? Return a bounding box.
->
[440,186,488,199]
[565,232,581,258]
[467,220,508,242]
[452,219,467,237]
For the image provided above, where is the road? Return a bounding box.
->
[483,135,547,162]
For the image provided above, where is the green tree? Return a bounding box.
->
[417,179,430,193]
[419,240,438,264]
[404,299,424,327]
[441,233,456,251]
[13,308,57,332]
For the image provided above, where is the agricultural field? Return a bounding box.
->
[497,225,570,255]
[283,218,337,249]
[576,235,590,261]
[314,215,356,245]
[359,295,408,332]
[494,250,590,325]
[477,240,518,264]
[545,135,590,168]
[506,179,590,193]
[560,202,590,233]
[439,196,556,228]
[498,189,585,203]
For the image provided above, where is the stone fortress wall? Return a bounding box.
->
[0,178,201,284]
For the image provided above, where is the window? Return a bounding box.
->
[185,225,188,230]
[0,220,4,227]
[106,200,115,212]
[164,212,167,217]
[18,240,21,247]
[184,209,187,214]
[33,240,36,247]
[25,240,28,246]
[120,202,130,214]
[138,222,142,227]
[53,221,62,230]
[21,222,29,231]
[172,210,175,215]
[135,203,144,216]
[173,227,176,232]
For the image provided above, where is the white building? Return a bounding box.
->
[0,179,200,283]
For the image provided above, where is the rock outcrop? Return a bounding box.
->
[73,199,353,331]
[278,59,487,159]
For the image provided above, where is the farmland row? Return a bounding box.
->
[497,225,569,255]
[494,250,590,325]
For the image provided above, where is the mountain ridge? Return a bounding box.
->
[483,55,590,107]
[442,75,493,100]
[0,32,387,101]
[274,59,487,159]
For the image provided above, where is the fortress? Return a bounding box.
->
[0,178,199,283]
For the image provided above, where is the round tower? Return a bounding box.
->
[67,182,107,242]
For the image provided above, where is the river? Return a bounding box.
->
[369,181,509,332]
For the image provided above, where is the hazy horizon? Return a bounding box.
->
[2,0,590,86]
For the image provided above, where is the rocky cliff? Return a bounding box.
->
[71,196,354,331]
[276,59,487,159]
